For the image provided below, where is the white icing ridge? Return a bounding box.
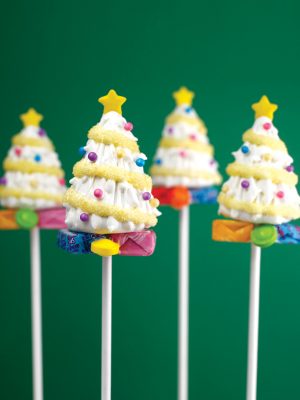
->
[252,116,279,139]
[163,122,208,143]
[82,140,146,172]
[98,111,137,141]
[8,145,62,167]
[233,142,293,168]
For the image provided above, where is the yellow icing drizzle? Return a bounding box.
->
[73,159,152,190]
[159,137,213,155]
[218,192,300,220]
[166,114,206,131]
[226,162,297,186]
[12,134,54,150]
[0,187,63,203]
[243,130,287,153]
[64,188,158,227]
[4,159,64,177]
[88,126,139,153]
[150,165,222,183]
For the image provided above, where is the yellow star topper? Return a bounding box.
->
[173,87,195,106]
[98,89,127,115]
[20,108,43,127]
[251,95,278,120]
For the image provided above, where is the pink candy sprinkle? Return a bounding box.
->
[263,122,272,130]
[59,178,65,186]
[189,134,197,141]
[124,122,133,131]
[94,188,104,199]
[179,150,187,157]
[277,191,284,199]
[15,148,22,156]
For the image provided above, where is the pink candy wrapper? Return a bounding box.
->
[110,231,156,256]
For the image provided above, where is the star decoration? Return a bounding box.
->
[98,89,127,115]
[173,87,195,106]
[20,108,43,127]
[251,96,278,120]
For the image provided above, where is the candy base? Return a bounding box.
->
[0,208,66,230]
[212,219,300,247]
[57,229,156,256]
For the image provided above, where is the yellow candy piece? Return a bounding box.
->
[117,148,126,158]
[98,89,127,115]
[150,198,160,208]
[173,87,194,106]
[20,108,43,127]
[91,238,120,257]
[251,95,278,120]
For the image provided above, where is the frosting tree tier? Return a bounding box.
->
[63,89,160,235]
[0,108,66,210]
[218,96,300,225]
[150,87,222,188]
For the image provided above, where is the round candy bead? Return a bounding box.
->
[241,180,250,189]
[263,122,272,130]
[80,213,89,222]
[277,191,284,199]
[38,128,46,137]
[155,159,162,165]
[168,127,174,134]
[0,177,7,185]
[16,209,38,229]
[185,107,192,113]
[135,158,145,167]
[189,134,197,141]
[15,148,22,156]
[34,155,42,162]
[251,225,277,248]
[210,159,215,165]
[124,122,133,131]
[79,146,86,156]
[88,152,97,162]
[179,150,187,157]
[59,178,65,186]
[150,198,160,208]
[286,165,294,172]
[94,188,104,199]
[142,192,151,201]
[241,145,250,154]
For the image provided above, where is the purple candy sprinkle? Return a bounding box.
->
[142,192,151,201]
[286,165,294,172]
[241,180,250,189]
[168,127,174,134]
[0,177,7,185]
[88,152,98,162]
[38,128,46,137]
[80,213,89,222]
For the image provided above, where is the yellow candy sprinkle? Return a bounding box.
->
[91,238,120,256]
[150,198,160,208]
[117,149,126,158]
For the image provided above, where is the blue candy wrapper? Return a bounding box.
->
[189,187,218,205]
[57,229,104,254]
[276,223,300,244]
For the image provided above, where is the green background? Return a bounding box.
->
[1,0,300,399]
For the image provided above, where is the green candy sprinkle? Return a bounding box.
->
[16,208,38,229]
[251,224,277,248]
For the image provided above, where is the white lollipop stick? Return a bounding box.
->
[101,256,112,400]
[30,227,44,400]
[178,206,189,400]
[246,244,261,400]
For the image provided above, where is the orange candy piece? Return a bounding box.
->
[212,219,254,243]
[0,209,19,230]
[152,186,190,209]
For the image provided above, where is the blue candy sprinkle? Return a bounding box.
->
[135,158,145,167]
[155,159,162,165]
[241,145,250,154]
[79,146,86,156]
[185,107,192,113]
[34,154,42,162]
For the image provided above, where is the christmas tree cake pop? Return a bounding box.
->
[150,87,222,191]
[218,95,300,225]
[0,108,66,210]
[63,89,160,239]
